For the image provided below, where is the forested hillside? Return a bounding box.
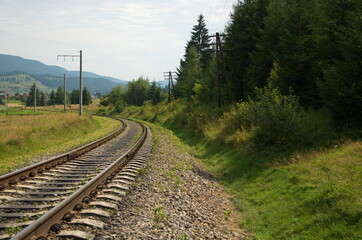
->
[174,0,361,129]
[0,54,129,94]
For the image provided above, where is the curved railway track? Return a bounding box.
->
[0,117,152,240]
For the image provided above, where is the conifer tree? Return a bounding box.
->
[176,46,203,99]
[48,90,56,105]
[26,83,42,106]
[83,87,92,105]
[225,0,269,101]
[186,14,212,69]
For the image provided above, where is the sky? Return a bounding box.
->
[0,0,236,82]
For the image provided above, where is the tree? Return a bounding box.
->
[83,87,92,105]
[175,46,203,99]
[39,92,47,106]
[148,81,163,105]
[55,86,64,104]
[187,14,212,70]
[124,77,150,106]
[48,90,56,105]
[225,0,270,101]
[69,88,92,105]
[318,0,362,128]
[70,89,79,104]
[26,83,42,107]
[106,85,125,112]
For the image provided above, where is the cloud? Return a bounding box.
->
[0,0,235,80]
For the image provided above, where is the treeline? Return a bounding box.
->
[25,83,92,107]
[175,0,361,130]
[99,77,165,114]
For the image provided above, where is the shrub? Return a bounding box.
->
[227,84,315,150]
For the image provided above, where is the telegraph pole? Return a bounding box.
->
[79,50,83,115]
[163,71,177,103]
[208,32,232,107]
[34,82,36,112]
[63,74,66,112]
[4,86,7,108]
[57,50,83,115]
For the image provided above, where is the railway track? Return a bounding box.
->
[0,117,152,240]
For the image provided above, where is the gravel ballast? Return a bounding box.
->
[97,124,249,240]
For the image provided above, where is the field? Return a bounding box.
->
[0,112,120,175]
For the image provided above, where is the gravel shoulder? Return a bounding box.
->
[100,123,249,240]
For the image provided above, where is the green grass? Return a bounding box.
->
[0,113,121,175]
[160,126,362,240]
[120,101,362,240]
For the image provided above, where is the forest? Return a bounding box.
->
[103,0,361,148]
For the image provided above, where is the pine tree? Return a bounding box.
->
[318,0,362,128]
[40,92,46,106]
[186,14,212,70]
[148,81,163,105]
[48,90,56,105]
[26,83,42,107]
[225,0,270,101]
[175,46,203,99]
[83,87,92,105]
[70,89,79,104]
[55,86,64,104]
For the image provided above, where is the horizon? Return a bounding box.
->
[0,0,235,82]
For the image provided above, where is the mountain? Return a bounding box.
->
[0,54,128,94]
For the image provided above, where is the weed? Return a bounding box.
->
[138,168,147,175]
[5,226,21,236]
[152,205,168,228]
[106,209,115,215]
[179,233,188,240]
[224,209,232,220]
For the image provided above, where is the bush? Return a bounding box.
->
[226,84,315,150]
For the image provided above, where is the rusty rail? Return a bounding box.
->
[12,123,147,240]
[0,116,126,190]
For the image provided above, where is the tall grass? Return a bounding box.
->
[0,113,120,174]
[120,90,361,239]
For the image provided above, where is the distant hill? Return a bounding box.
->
[0,54,129,94]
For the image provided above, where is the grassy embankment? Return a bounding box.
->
[0,112,120,175]
[120,100,362,240]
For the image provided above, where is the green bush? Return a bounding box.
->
[229,85,315,150]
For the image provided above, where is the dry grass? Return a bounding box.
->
[0,113,80,144]
[0,113,120,174]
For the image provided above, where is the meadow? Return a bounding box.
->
[0,112,120,175]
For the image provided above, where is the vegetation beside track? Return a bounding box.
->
[0,113,120,175]
[120,100,362,240]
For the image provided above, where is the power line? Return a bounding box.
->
[57,50,83,115]
[163,71,177,103]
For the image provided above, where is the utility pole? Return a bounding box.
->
[57,50,83,115]
[4,86,7,108]
[163,71,177,103]
[63,74,66,112]
[209,32,232,107]
[34,82,36,112]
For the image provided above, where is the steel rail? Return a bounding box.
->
[0,117,127,190]
[12,123,147,240]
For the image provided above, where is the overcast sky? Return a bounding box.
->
[0,0,236,81]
